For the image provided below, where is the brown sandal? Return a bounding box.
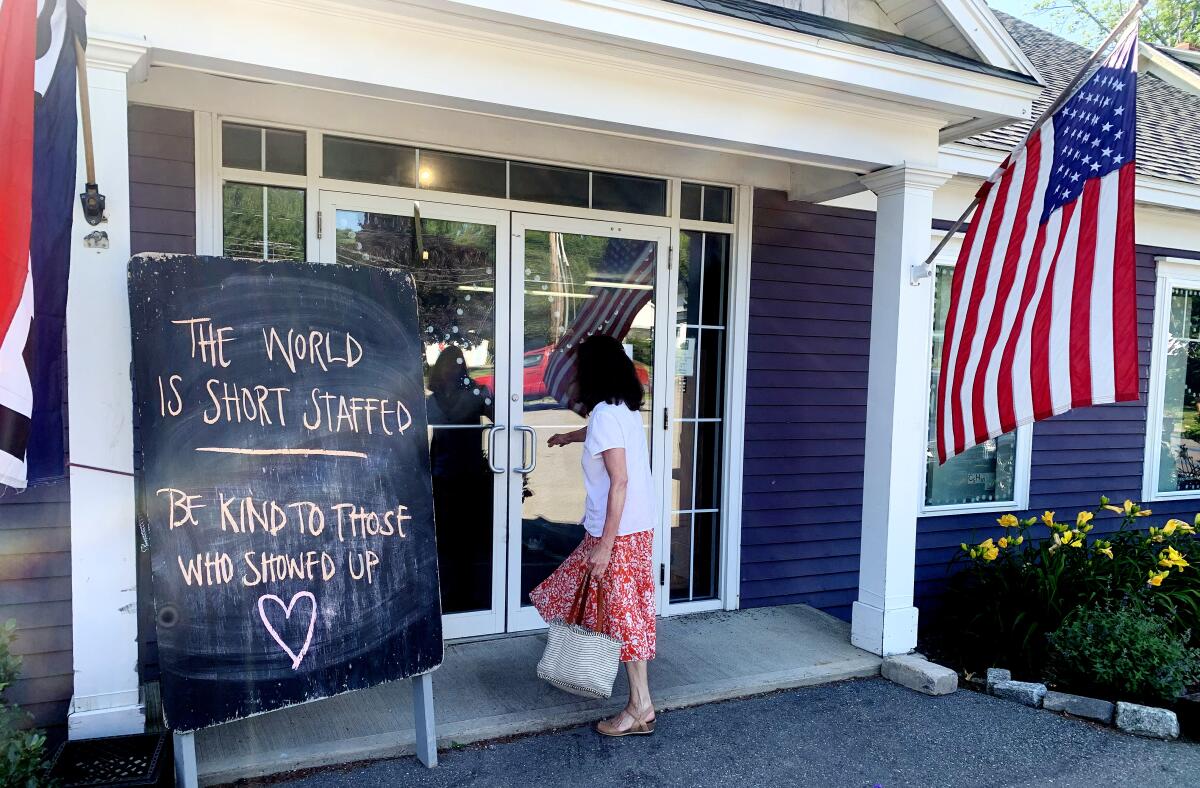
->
[595,709,656,737]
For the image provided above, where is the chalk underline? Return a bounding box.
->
[194,447,368,459]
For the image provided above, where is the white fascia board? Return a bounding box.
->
[941,143,1200,213]
[309,0,1040,122]
[95,0,962,169]
[1140,41,1200,95]
[933,0,1043,82]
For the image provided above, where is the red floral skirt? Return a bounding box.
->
[529,530,657,662]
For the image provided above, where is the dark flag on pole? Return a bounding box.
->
[0,0,86,488]
[935,16,1142,465]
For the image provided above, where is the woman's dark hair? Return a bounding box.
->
[576,335,644,414]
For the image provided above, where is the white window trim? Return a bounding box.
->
[918,230,1032,517]
[1142,256,1200,502]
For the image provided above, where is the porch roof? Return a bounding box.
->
[666,0,1039,84]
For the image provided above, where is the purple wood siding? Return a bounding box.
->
[743,187,1200,619]
[741,189,873,619]
[0,479,73,736]
[129,104,195,255]
[128,104,194,683]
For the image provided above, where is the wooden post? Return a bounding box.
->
[173,731,198,788]
[411,672,437,768]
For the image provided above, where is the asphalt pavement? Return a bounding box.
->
[235,677,1200,787]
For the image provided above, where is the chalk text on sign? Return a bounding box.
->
[263,327,363,373]
[157,487,205,529]
[302,388,413,436]
[173,317,235,368]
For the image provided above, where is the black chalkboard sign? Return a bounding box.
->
[127,255,442,732]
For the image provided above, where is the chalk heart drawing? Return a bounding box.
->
[257,591,317,670]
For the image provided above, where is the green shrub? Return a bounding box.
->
[1046,603,1200,705]
[935,498,1200,680]
[0,620,52,788]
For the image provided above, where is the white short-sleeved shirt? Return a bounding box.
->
[581,401,656,537]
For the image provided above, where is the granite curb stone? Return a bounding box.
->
[881,655,958,696]
[1115,702,1179,740]
[986,668,1011,693]
[992,680,1047,707]
[1043,691,1115,724]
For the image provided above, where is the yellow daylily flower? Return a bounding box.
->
[998,537,1010,549]
[1076,511,1094,528]
[1149,527,1166,543]
[1148,569,1169,587]
[997,513,1019,528]
[1158,546,1189,571]
[1041,511,1056,527]
[1165,518,1196,535]
[1097,543,1114,560]
[977,538,999,562]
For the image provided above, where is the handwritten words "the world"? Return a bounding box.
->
[155,317,412,436]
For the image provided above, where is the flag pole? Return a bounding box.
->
[911,0,1147,285]
[74,34,105,225]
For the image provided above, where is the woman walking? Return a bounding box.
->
[530,335,658,736]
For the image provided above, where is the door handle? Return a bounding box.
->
[514,425,536,474]
[484,424,506,474]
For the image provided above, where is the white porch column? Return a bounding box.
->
[851,163,952,657]
[67,35,149,739]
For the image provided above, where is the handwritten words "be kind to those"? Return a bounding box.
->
[157,488,410,588]
[157,317,414,449]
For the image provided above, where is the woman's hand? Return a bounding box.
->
[547,427,585,448]
[587,539,614,577]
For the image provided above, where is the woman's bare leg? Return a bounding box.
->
[625,660,653,720]
[599,660,654,733]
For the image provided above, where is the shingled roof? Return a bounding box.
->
[963,12,1200,186]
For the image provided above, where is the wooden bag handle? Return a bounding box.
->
[567,569,608,632]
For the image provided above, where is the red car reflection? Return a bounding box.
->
[473,345,649,400]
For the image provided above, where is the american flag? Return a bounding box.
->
[543,236,656,412]
[0,0,85,488]
[936,27,1140,464]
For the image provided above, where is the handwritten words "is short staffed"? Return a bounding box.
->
[157,318,413,443]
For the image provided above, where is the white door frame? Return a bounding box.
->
[506,213,674,632]
[317,190,513,639]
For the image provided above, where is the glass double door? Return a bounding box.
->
[321,193,670,638]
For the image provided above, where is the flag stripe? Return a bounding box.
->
[997,124,1054,434]
[936,183,991,463]
[1069,177,1101,407]
[1113,162,1139,399]
[950,177,1011,457]
[1089,170,1119,403]
[0,0,36,347]
[941,181,1000,460]
[977,133,1042,443]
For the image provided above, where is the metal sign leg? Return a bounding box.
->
[411,672,437,768]
[173,731,198,788]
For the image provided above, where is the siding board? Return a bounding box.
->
[127,104,196,693]
[0,478,71,736]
